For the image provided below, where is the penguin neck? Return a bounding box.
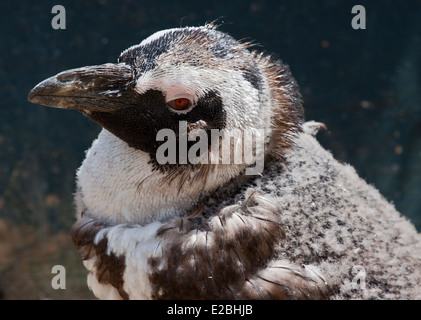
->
[75,129,244,225]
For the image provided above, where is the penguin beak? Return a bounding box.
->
[28,63,136,112]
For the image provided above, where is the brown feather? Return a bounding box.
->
[71,218,129,300]
[147,190,330,299]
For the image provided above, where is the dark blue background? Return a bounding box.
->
[0,0,420,299]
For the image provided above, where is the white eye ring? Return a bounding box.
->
[166,94,195,112]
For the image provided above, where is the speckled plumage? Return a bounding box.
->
[204,121,421,299]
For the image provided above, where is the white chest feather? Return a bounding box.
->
[75,129,244,225]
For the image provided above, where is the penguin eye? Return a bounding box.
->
[167,97,193,111]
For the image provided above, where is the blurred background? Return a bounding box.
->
[0,0,420,299]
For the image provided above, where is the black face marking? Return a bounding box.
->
[86,89,226,163]
[183,90,225,128]
[86,89,164,153]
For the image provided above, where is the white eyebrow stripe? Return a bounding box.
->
[133,66,217,100]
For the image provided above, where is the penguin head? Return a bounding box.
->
[28,25,304,224]
[28,25,304,169]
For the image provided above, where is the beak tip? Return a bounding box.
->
[27,77,63,108]
[27,87,37,103]
[27,81,49,106]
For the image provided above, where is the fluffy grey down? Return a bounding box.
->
[203,121,421,300]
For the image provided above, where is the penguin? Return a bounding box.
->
[28,24,421,300]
